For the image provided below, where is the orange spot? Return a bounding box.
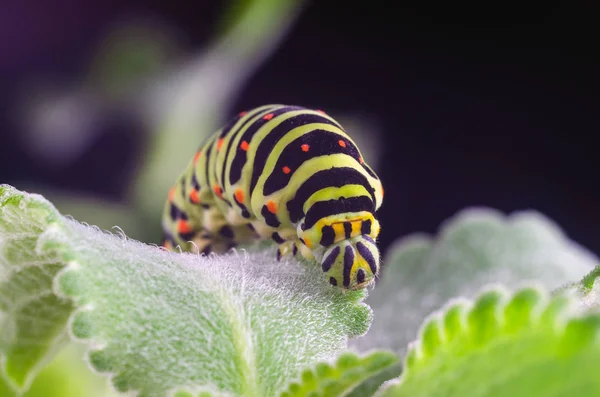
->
[266,200,277,214]
[238,111,248,116]
[235,189,244,204]
[217,138,224,151]
[359,156,364,164]
[263,113,274,120]
[338,140,346,148]
[168,187,176,201]
[213,185,223,198]
[190,189,200,204]
[193,151,202,164]
[304,238,312,248]
[316,109,326,114]
[282,166,291,174]
[240,140,249,151]
[301,144,310,152]
[381,186,384,198]
[178,219,192,234]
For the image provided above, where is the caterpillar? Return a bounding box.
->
[161,104,384,290]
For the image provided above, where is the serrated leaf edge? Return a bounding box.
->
[279,350,399,397]
[381,282,592,394]
[0,326,71,394]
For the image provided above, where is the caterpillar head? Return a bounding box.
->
[320,235,380,290]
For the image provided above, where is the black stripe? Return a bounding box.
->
[204,135,216,190]
[191,171,200,191]
[179,230,196,241]
[169,202,179,220]
[361,219,371,235]
[241,207,251,218]
[329,277,338,286]
[229,106,299,185]
[363,235,376,244]
[272,232,285,244]
[263,130,361,196]
[218,114,243,139]
[362,162,378,179]
[344,222,352,239]
[219,225,234,239]
[230,175,252,218]
[180,176,186,198]
[201,245,212,255]
[304,196,374,230]
[286,167,376,224]
[322,246,340,272]
[261,205,281,228]
[357,268,366,284]
[320,225,335,246]
[170,203,188,221]
[248,112,339,196]
[356,241,377,275]
[343,245,354,287]
[220,107,271,187]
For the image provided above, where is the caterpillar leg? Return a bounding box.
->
[274,238,316,261]
[272,227,305,262]
[193,223,260,256]
[276,239,300,261]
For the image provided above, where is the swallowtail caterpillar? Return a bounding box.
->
[161,105,384,289]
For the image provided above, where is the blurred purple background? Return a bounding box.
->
[1,0,598,255]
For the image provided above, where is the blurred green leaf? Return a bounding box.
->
[15,183,144,240]
[0,186,73,394]
[375,285,600,397]
[352,207,598,354]
[170,387,234,397]
[559,265,600,314]
[279,351,399,397]
[22,343,118,397]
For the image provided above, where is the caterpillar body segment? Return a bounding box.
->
[161,104,384,289]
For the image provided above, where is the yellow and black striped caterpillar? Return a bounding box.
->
[161,104,384,289]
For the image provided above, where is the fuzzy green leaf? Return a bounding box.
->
[559,265,600,313]
[0,184,371,397]
[0,186,74,394]
[169,387,232,397]
[279,351,399,397]
[375,285,600,397]
[353,208,598,354]
[18,343,118,397]
[579,268,600,312]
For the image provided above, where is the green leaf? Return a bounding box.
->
[375,285,600,397]
[279,351,399,397]
[0,186,74,393]
[578,266,600,312]
[344,360,402,397]
[1,184,371,397]
[21,343,119,397]
[581,266,600,290]
[169,387,232,397]
[352,208,598,354]
[558,265,600,314]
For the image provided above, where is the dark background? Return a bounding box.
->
[1,0,598,254]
